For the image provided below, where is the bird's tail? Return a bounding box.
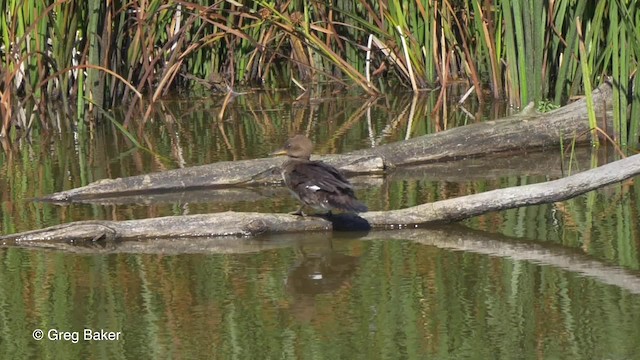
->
[329,195,368,213]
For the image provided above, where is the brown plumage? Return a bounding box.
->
[270,135,368,216]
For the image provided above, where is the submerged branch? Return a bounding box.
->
[3,152,639,242]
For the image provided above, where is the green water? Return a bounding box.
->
[2,233,640,359]
[1,91,640,359]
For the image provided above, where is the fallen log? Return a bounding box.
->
[41,82,614,203]
[42,155,385,203]
[53,148,597,206]
[350,84,613,165]
[4,152,638,242]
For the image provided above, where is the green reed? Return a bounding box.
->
[0,0,638,148]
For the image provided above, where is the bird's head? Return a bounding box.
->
[270,135,313,160]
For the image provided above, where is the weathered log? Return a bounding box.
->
[41,82,614,203]
[4,152,638,242]
[54,148,597,206]
[42,155,384,203]
[350,83,613,165]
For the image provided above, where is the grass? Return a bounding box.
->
[0,0,638,148]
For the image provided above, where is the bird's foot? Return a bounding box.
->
[290,207,307,217]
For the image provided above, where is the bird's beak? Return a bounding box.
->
[269,148,287,157]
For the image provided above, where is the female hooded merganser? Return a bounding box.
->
[271,135,368,216]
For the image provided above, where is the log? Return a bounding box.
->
[51,148,597,206]
[4,152,638,242]
[41,82,614,203]
[42,155,385,203]
[350,83,613,165]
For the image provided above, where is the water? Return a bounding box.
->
[1,90,640,359]
[1,232,639,359]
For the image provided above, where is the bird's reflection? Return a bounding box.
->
[284,235,362,323]
[287,243,359,295]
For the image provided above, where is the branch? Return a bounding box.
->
[3,153,639,242]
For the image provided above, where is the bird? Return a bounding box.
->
[270,135,368,216]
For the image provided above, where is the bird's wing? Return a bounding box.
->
[289,161,353,194]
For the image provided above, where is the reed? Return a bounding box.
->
[0,0,637,148]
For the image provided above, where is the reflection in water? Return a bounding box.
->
[1,233,639,359]
[1,90,640,359]
[285,238,360,324]
[286,240,359,296]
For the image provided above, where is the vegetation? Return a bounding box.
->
[1,3,639,357]
[0,0,638,146]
